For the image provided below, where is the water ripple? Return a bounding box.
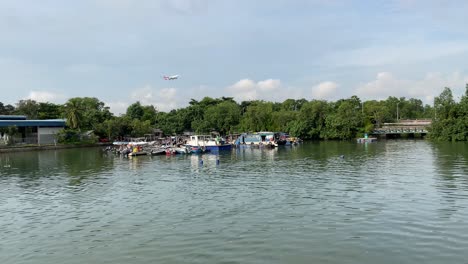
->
[1,142,468,264]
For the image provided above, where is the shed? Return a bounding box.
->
[0,115,66,145]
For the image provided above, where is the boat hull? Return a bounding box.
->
[129,151,148,156]
[186,135,231,152]
[204,144,232,152]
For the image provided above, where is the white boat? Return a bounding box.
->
[234,132,279,147]
[112,141,148,146]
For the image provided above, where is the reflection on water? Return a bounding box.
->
[1,148,115,188]
[432,142,468,184]
[1,141,468,264]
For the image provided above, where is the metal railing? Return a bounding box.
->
[373,127,429,134]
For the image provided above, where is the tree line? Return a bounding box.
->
[430,85,468,141]
[0,86,465,141]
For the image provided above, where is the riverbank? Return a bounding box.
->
[0,142,112,153]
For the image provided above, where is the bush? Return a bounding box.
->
[56,129,81,143]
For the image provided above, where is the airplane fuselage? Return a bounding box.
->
[164,75,179,80]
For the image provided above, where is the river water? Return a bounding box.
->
[1,141,468,264]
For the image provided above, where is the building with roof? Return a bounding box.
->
[0,115,66,145]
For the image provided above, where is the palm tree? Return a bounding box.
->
[64,99,82,130]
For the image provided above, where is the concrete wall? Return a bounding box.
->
[38,127,62,144]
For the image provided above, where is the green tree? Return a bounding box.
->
[364,100,390,127]
[126,102,145,120]
[130,119,153,137]
[323,97,363,140]
[0,102,15,115]
[240,101,274,132]
[202,101,241,134]
[430,87,458,141]
[288,100,329,139]
[156,109,190,135]
[434,87,456,120]
[271,110,298,132]
[63,97,112,131]
[38,102,62,119]
[141,105,158,123]
[63,99,83,129]
[15,99,40,119]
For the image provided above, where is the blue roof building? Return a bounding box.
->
[0,119,66,128]
[0,115,27,120]
[0,116,66,145]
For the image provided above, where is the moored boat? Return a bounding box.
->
[187,145,209,154]
[186,135,231,152]
[357,133,377,143]
[150,148,166,155]
[234,132,284,147]
[357,137,377,143]
[128,151,149,156]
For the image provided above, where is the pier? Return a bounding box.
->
[372,119,431,137]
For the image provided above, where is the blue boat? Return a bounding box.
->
[186,135,232,152]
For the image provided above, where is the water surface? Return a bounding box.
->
[1,141,468,264]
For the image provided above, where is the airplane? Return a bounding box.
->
[163,75,179,80]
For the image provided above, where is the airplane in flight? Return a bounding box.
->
[163,75,179,80]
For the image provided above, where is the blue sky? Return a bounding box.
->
[1,0,468,114]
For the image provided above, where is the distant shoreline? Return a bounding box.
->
[0,142,112,153]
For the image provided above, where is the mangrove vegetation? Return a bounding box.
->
[1,85,468,142]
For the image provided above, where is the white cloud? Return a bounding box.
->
[257,79,281,91]
[106,101,129,116]
[26,90,65,103]
[355,71,468,103]
[226,78,282,101]
[107,84,214,115]
[129,85,179,112]
[355,72,401,97]
[229,79,256,91]
[131,85,154,102]
[159,87,177,101]
[311,81,339,100]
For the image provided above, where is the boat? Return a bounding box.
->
[187,145,209,154]
[163,146,186,155]
[357,137,377,143]
[185,135,232,152]
[285,135,302,145]
[128,144,148,156]
[128,151,149,156]
[234,132,284,147]
[173,146,191,154]
[275,132,288,145]
[150,147,166,155]
[112,140,148,146]
[357,134,377,143]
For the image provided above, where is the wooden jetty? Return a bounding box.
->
[372,119,431,136]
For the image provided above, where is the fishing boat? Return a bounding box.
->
[185,135,231,152]
[187,145,209,154]
[150,147,166,155]
[112,141,149,156]
[234,132,283,147]
[173,146,191,154]
[128,151,149,157]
